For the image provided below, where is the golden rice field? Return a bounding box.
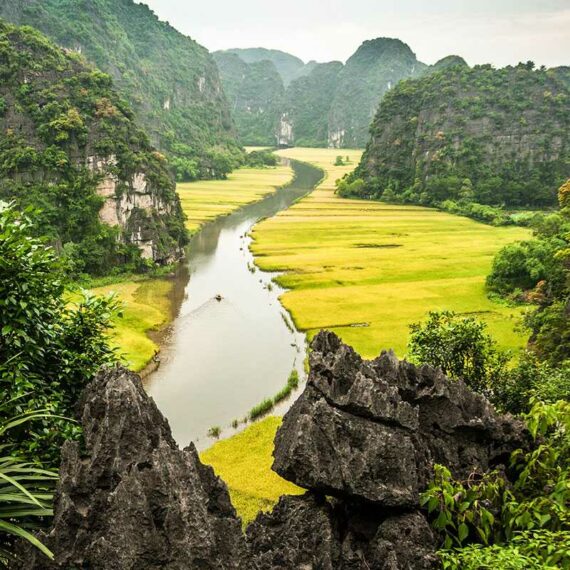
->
[203,147,532,525]
[92,164,294,370]
[178,165,293,234]
[252,147,531,357]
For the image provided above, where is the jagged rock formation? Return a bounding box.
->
[19,332,526,569]
[0,0,243,179]
[18,367,248,569]
[350,62,570,208]
[0,21,186,273]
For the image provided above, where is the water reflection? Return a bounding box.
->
[145,160,323,449]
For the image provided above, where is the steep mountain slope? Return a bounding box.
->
[0,0,243,180]
[213,52,284,146]
[216,38,448,148]
[221,47,308,86]
[328,38,427,148]
[0,20,186,275]
[350,63,569,207]
[281,62,344,147]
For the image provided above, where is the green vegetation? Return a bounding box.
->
[348,62,569,212]
[0,20,186,276]
[0,0,243,179]
[422,401,569,569]
[409,311,509,396]
[213,52,284,146]
[200,417,303,525]
[0,204,119,563]
[0,411,59,566]
[0,205,118,466]
[487,180,570,365]
[249,398,275,421]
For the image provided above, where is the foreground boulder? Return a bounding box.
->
[273,331,526,507]
[18,332,526,569]
[19,367,247,569]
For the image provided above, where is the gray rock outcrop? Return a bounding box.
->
[17,331,526,569]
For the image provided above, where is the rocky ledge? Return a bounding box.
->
[17,331,526,569]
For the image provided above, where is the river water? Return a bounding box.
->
[145,160,323,449]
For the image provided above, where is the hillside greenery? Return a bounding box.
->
[345,62,569,212]
[220,47,308,86]
[0,0,243,180]
[283,61,343,147]
[0,20,187,275]
[213,52,284,146]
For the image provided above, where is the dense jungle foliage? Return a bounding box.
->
[410,182,570,568]
[0,204,119,561]
[0,21,187,275]
[213,52,285,146]
[0,0,244,181]
[344,62,569,212]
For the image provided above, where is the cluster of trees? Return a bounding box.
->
[344,62,569,220]
[0,0,244,181]
[409,181,570,568]
[0,21,187,277]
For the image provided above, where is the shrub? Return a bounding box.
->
[0,205,119,466]
[408,311,509,398]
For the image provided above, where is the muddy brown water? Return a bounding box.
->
[145,160,323,449]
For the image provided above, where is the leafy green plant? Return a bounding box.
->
[0,409,59,566]
[422,400,570,564]
[408,310,509,397]
[0,204,119,466]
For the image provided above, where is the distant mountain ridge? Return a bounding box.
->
[0,0,243,180]
[214,39,470,148]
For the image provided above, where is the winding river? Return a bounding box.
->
[145,160,323,449]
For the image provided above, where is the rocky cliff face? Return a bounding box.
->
[213,52,285,146]
[18,332,526,569]
[0,0,242,179]
[352,63,569,207]
[0,21,186,273]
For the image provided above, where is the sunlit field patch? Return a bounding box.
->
[251,147,531,357]
[177,165,293,234]
[200,417,303,525]
[91,278,174,372]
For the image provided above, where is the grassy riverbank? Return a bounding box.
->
[91,164,294,371]
[203,147,532,524]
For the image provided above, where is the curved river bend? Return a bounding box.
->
[145,160,323,449]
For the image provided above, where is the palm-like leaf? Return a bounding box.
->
[0,412,58,565]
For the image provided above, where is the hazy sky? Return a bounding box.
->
[141,0,568,68]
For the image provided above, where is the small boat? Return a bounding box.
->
[215,294,223,302]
